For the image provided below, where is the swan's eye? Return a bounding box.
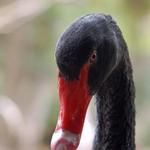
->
[89,50,97,64]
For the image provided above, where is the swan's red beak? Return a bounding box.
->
[51,64,92,150]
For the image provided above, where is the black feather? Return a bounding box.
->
[55,13,135,150]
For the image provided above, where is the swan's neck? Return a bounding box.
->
[93,58,135,150]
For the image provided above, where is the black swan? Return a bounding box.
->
[51,13,135,150]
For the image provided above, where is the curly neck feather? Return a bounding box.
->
[93,51,135,150]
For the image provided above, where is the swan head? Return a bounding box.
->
[51,13,123,150]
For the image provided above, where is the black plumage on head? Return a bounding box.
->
[55,13,135,150]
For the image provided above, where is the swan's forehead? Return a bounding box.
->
[56,13,109,52]
[55,32,95,80]
[55,49,91,80]
[55,14,111,80]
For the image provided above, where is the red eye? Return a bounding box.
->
[91,53,96,60]
[90,50,97,63]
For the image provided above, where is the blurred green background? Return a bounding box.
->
[0,0,150,150]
